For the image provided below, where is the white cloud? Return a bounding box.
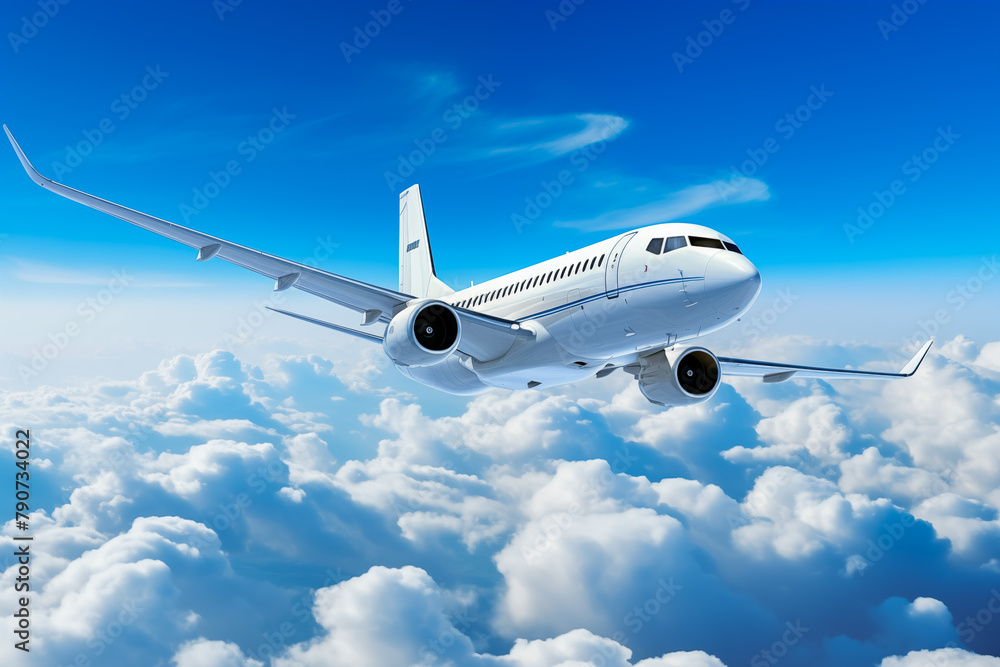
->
[554,178,770,232]
[881,648,1000,666]
[912,493,1000,565]
[3,339,1000,666]
[636,652,728,667]
[733,466,896,561]
[173,638,264,667]
[839,447,947,505]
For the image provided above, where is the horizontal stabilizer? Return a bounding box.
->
[266,307,384,343]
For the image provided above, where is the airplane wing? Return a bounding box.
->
[4,125,411,323]
[718,340,933,383]
[266,304,535,363]
[6,125,534,362]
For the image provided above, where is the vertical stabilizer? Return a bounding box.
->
[399,185,454,298]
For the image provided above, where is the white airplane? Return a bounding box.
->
[5,126,931,406]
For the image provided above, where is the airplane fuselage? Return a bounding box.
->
[396,222,762,394]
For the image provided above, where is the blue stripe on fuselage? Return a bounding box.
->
[513,276,704,322]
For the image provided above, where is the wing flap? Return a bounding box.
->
[719,340,933,382]
[5,125,412,319]
[454,308,534,361]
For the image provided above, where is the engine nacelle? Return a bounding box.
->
[382,300,462,367]
[637,346,721,407]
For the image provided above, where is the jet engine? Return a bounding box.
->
[383,301,461,367]
[636,346,721,406]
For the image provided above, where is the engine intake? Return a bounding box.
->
[383,301,461,367]
[637,346,721,406]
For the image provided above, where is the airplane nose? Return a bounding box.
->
[704,251,761,316]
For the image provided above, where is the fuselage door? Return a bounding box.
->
[604,232,637,299]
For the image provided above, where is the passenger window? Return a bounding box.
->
[690,236,725,249]
[664,236,687,253]
[646,238,664,254]
[723,241,742,254]
[598,254,605,267]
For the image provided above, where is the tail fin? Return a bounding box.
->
[399,185,454,298]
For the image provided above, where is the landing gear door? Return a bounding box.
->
[605,232,637,299]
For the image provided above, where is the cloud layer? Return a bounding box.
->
[2,335,999,666]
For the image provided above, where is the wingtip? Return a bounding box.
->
[4,126,47,186]
[900,339,934,376]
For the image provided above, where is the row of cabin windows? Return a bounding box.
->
[455,253,606,310]
[645,235,742,255]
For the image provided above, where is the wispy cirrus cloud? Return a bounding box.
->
[554,177,770,232]
[444,112,629,166]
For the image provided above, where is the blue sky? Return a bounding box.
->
[2,0,998,362]
[2,1,998,276]
[2,3,1000,667]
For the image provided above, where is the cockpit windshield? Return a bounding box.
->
[689,236,725,250]
[645,235,740,254]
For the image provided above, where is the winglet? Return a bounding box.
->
[4,125,48,188]
[898,339,933,376]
